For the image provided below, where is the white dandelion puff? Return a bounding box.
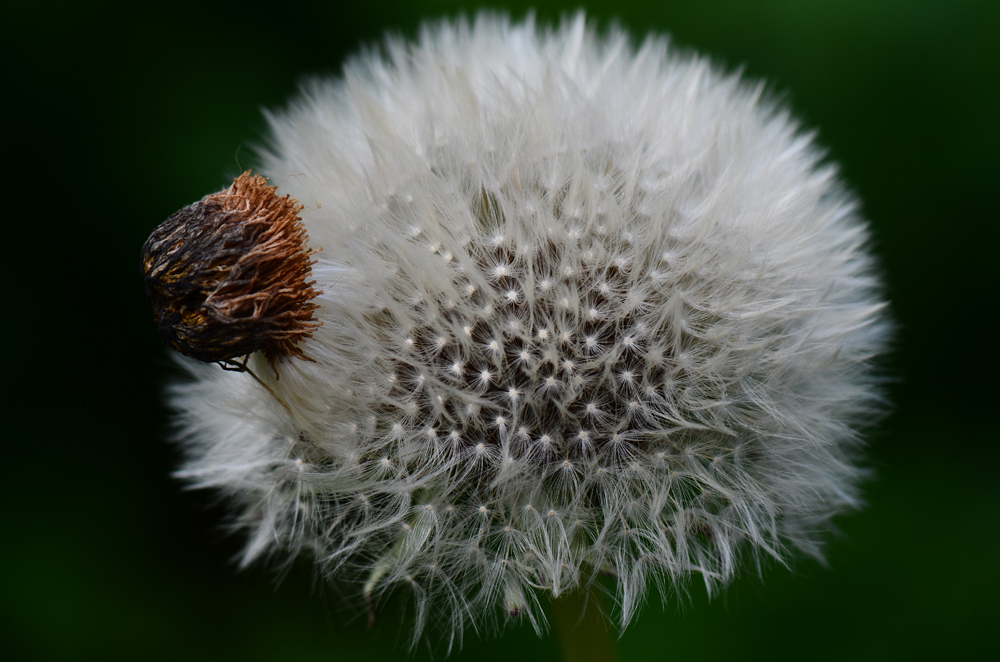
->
[157,11,890,649]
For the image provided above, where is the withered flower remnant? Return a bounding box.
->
[141,172,321,366]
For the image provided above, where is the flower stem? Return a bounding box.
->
[550,589,618,662]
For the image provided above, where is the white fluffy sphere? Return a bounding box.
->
[170,12,889,645]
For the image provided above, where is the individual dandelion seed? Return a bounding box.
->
[157,11,891,652]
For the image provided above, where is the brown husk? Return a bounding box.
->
[141,171,321,367]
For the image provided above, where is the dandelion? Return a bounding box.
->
[145,12,889,651]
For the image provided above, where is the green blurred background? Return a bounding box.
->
[4,0,998,659]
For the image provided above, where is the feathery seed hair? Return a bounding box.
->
[164,13,890,648]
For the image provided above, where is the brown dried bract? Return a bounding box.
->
[141,171,321,367]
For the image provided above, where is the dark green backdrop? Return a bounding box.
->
[5,1,997,660]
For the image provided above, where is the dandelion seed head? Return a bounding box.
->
[164,11,890,648]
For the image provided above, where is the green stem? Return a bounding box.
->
[550,589,618,662]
